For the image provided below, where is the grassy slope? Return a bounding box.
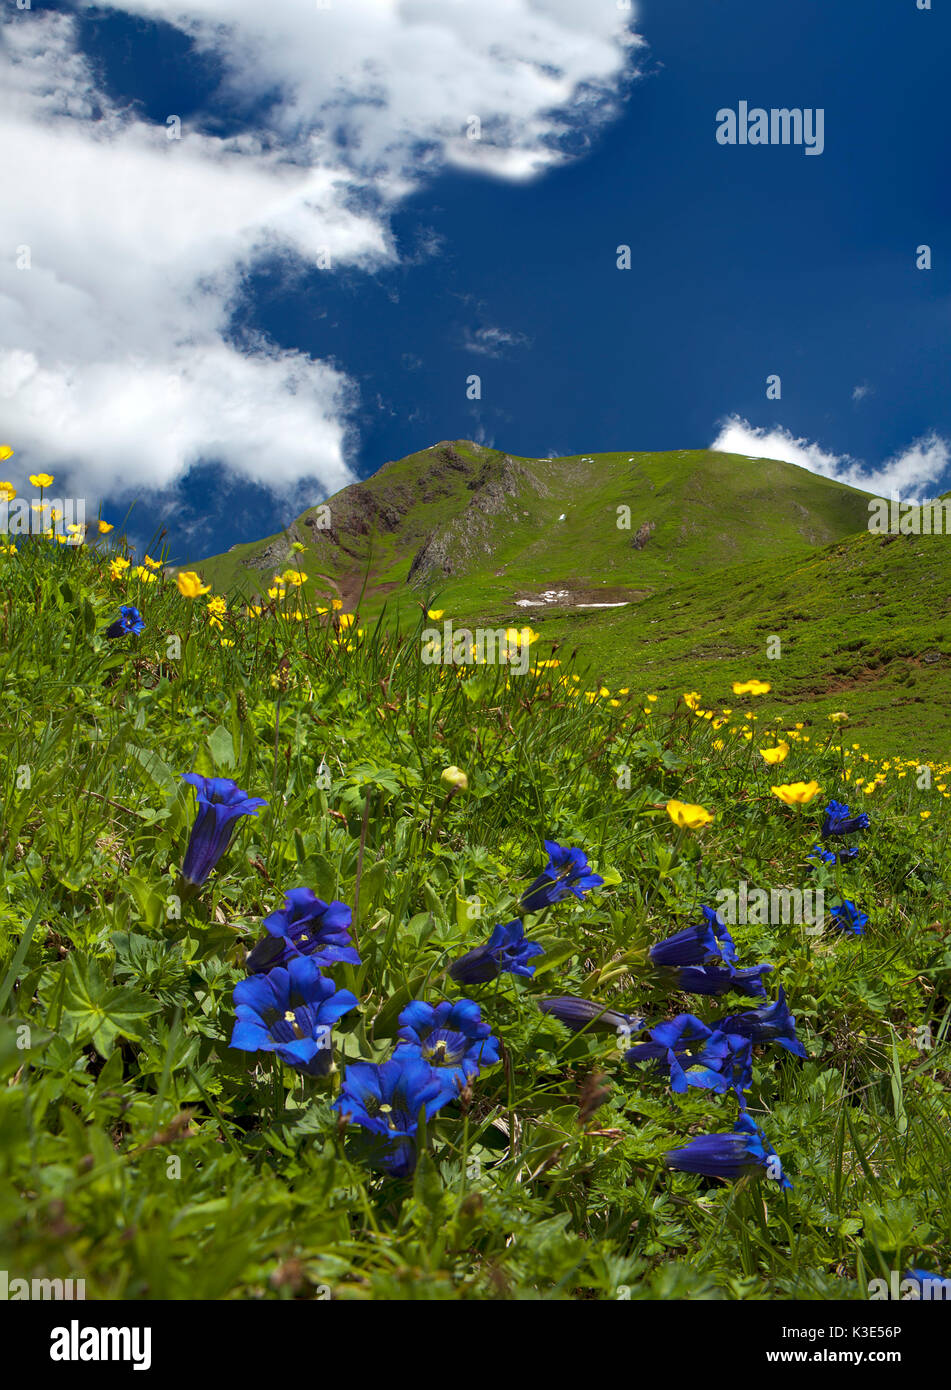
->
[2,534,950,1301]
[453,528,951,762]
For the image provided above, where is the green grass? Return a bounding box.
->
[1,531,950,1299]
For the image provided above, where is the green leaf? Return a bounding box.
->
[207,724,236,771]
[61,955,161,1057]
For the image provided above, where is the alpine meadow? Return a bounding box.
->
[1,440,949,1305]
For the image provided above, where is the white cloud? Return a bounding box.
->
[1,4,641,508]
[710,416,951,502]
[462,325,531,357]
[851,382,872,402]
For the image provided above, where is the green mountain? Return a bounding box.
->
[195,440,872,604]
[192,441,951,756]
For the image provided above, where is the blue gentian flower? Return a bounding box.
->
[808,842,861,867]
[694,1030,754,1100]
[394,999,500,1086]
[538,996,643,1036]
[230,955,358,1077]
[105,605,144,639]
[246,887,360,973]
[334,1057,456,1177]
[521,840,604,912]
[821,800,870,839]
[665,962,773,999]
[448,919,544,984]
[625,1014,752,1096]
[665,1113,792,1189]
[180,774,267,887]
[625,1014,718,1093]
[830,900,868,935]
[712,986,808,1058]
[649,906,738,969]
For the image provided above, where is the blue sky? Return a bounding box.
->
[2,1,948,563]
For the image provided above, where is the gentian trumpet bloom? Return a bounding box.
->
[229,955,358,1077]
[649,906,737,969]
[105,605,144,639]
[334,1057,456,1177]
[394,999,500,1086]
[821,800,870,839]
[696,1030,755,1099]
[538,996,643,1036]
[625,1014,717,1093]
[661,962,773,1000]
[246,887,360,973]
[626,1014,752,1096]
[830,900,868,935]
[665,1113,792,1189]
[521,840,604,912]
[712,986,808,1058]
[180,774,267,887]
[808,842,860,867]
[448,919,544,984]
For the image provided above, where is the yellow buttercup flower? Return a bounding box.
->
[504,626,540,646]
[132,565,157,582]
[759,743,790,765]
[338,612,356,628]
[683,691,701,710]
[0,481,15,502]
[143,555,162,570]
[109,557,130,581]
[732,679,771,696]
[828,711,849,723]
[29,472,54,488]
[666,798,714,830]
[177,570,210,598]
[771,780,821,806]
[0,445,13,462]
[98,520,113,534]
[920,811,931,820]
[282,569,306,587]
[427,608,444,620]
[207,595,228,616]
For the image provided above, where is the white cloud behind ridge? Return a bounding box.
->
[711,416,950,502]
